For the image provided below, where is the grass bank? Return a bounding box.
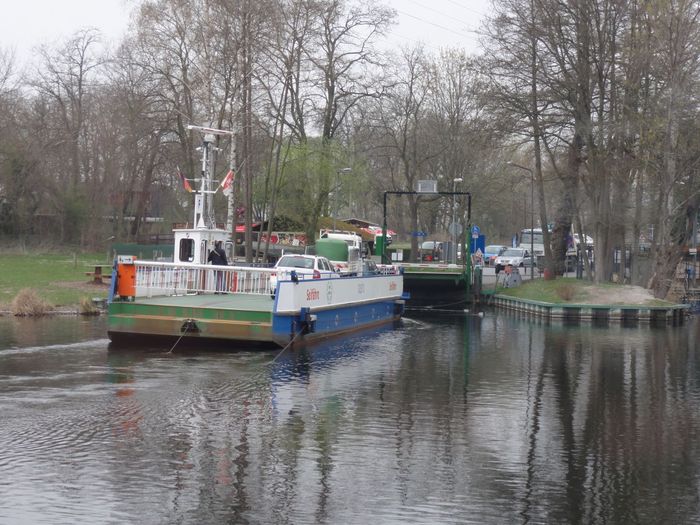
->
[0,252,111,311]
[496,277,673,306]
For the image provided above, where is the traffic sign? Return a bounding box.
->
[412,231,427,237]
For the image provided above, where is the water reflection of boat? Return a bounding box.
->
[107,127,406,349]
[269,323,405,422]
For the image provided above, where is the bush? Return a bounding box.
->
[11,288,52,316]
[79,297,101,315]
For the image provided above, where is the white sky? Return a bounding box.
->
[382,0,489,54]
[0,0,489,68]
[0,0,134,67]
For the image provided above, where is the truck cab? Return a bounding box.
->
[319,230,368,257]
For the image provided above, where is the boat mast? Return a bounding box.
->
[226,139,235,237]
[187,125,235,233]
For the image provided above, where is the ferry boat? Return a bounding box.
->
[107,126,405,348]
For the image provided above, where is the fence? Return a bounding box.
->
[134,261,274,298]
[131,260,401,299]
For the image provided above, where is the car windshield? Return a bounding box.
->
[502,249,524,257]
[485,245,503,253]
[277,256,314,269]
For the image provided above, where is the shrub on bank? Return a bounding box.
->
[79,297,101,315]
[11,288,53,316]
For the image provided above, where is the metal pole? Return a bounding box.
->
[452,178,463,265]
[530,171,534,279]
[507,162,534,279]
[333,170,338,232]
[226,138,235,242]
[382,192,388,263]
[452,187,456,265]
[693,210,698,286]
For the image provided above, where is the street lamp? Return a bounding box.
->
[507,162,535,279]
[333,167,352,231]
[452,177,463,265]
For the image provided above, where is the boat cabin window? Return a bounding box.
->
[179,238,195,263]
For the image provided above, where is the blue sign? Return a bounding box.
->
[471,225,480,239]
[412,231,427,237]
[470,234,485,255]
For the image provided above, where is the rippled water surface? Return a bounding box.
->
[1,313,700,524]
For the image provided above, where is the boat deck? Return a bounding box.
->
[134,293,274,313]
[108,293,277,345]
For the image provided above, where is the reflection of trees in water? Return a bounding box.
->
[524,326,700,523]
[87,317,700,523]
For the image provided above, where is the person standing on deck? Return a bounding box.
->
[208,241,228,292]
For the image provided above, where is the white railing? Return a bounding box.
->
[130,260,402,299]
[133,261,274,298]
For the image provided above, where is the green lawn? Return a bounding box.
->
[496,277,587,303]
[0,252,111,309]
[496,277,672,306]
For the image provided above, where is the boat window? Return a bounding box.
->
[179,238,195,263]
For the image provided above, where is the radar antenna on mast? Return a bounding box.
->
[187,125,235,231]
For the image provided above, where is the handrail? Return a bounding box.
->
[131,260,401,299]
[134,261,274,298]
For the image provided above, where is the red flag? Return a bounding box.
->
[178,167,193,193]
[220,169,235,196]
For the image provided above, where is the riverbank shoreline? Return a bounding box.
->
[492,278,689,324]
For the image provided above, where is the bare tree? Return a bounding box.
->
[646,0,700,297]
[369,46,436,261]
[288,0,395,241]
[31,29,104,242]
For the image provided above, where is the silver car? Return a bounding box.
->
[494,248,535,273]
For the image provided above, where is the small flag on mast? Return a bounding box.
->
[220,169,235,197]
[178,167,193,193]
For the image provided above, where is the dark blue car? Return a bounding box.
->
[483,245,508,266]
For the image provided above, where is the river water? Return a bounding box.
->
[1,312,699,524]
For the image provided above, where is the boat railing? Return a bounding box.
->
[134,261,275,298]
[130,260,402,299]
[397,262,464,271]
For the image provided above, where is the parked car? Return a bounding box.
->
[494,247,535,273]
[270,254,338,295]
[483,244,508,266]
